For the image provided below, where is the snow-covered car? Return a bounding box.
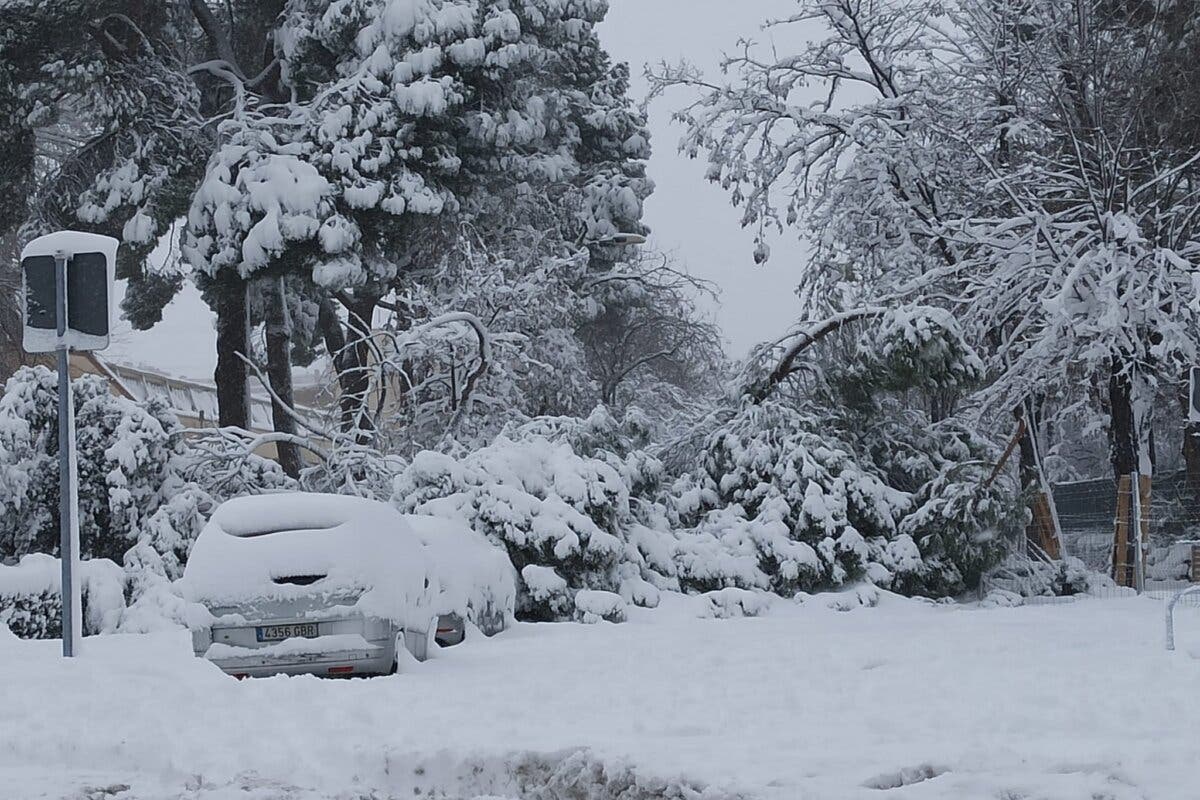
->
[180,493,515,678]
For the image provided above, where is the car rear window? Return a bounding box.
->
[226,522,340,538]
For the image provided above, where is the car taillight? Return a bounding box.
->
[436,627,455,634]
[328,666,354,675]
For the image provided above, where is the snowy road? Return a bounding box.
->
[2,593,1198,800]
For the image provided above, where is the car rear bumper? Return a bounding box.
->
[192,610,437,677]
[202,641,395,678]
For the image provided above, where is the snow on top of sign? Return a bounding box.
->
[21,229,119,353]
[20,230,119,261]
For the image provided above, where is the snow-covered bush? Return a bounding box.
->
[396,376,1019,616]
[393,408,677,620]
[517,406,667,504]
[653,514,769,593]
[849,408,1024,597]
[0,546,193,640]
[0,588,60,639]
[1148,541,1194,582]
[983,553,1115,599]
[0,367,182,562]
[0,366,297,632]
[658,301,1019,600]
[699,587,773,619]
[816,582,883,612]
[130,482,216,582]
[980,588,1024,608]
[573,590,628,624]
[674,401,909,595]
[1056,556,1116,596]
[520,565,574,621]
[119,541,194,633]
[394,438,630,619]
[855,308,984,397]
[890,463,1014,596]
[0,554,126,638]
[0,367,287,563]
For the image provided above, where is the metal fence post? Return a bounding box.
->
[1166,586,1200,651]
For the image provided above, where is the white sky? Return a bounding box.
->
[107,1,811,380]
[599,0,809,357]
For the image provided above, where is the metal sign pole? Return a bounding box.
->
[21,231,119,657]
[54,250,81,657]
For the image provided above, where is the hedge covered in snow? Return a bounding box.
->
[393,409,663,620]
[0,554,127,638]
[0,306,1036,631]
[392,385,1022,621]
[0,367,270,570]
[0,367,284,637]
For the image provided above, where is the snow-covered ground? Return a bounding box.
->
[3,592,1198,800]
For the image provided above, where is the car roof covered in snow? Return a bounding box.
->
[180,493,434,625]
[206,493,396,539]
[180,493,516,627]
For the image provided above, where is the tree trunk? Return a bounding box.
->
[1110,364,1155,478]
[1181,375,1200,504]
[1014,400,1061,559]
[929,389,958,424]
[338,292,379,438]
[1017,418,1038,494]
[1109,367,1136,585]
[265,276,301,478]
[0,231,31,384]
[1109,361,1155,586]
[214,280,250,429]
[601,380,616,407]
[1109,367,1137,479]
[317,295,354,409]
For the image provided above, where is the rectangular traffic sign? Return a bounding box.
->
[21,231,117,353]
[18,230,120,659]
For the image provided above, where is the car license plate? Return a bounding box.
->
[256,623,320,642]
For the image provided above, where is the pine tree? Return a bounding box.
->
[4,1,654,446]
[184,0,652,435]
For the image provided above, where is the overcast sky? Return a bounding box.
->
[107,1,811,381]
[599,0,808,356]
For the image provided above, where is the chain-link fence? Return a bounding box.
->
[1054,470,1200,600]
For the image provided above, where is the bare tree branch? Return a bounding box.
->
[187,0,246,79]
[748,307,887,403]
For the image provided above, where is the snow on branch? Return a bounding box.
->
[746,307,887,402]
[415,312,493,417]
[234,351,333,442]
[186,0,246,80]
[181,426,328,463]
[187,61,246,118]
[319,305,496,445]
